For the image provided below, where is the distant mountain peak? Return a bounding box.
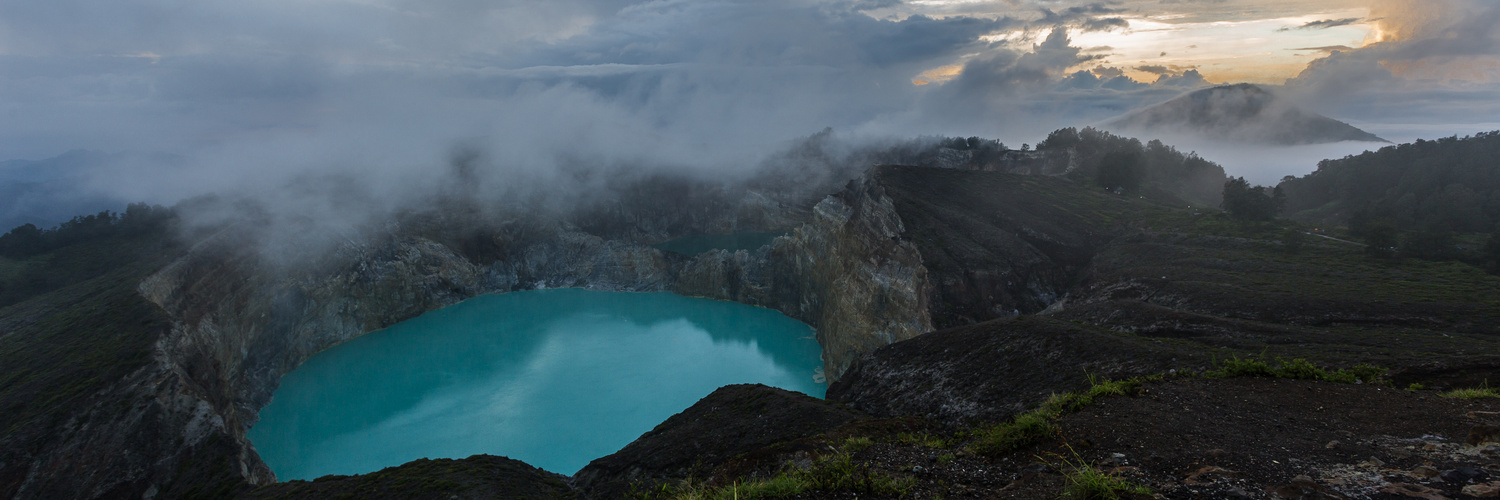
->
[1104,83,1388,145]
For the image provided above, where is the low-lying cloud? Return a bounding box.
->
[0,0,1497,246]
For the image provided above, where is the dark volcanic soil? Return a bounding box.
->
[226,375,1500,499]
[675,378,1500,500]
[1039,378,1500,499]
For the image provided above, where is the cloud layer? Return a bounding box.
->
[0,0,1496,220]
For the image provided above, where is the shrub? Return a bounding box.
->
[1440,382,1500,399]
[969,412,1056,457]
[657,453,914,500]
[1205,357,1386,385]
[1061,460,1152,500]
[1221,177,1283,221]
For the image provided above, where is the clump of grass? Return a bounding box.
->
[841,436,873,453]
[1060,459,1152,500]
[1407,383,1426,391]
[969,411,1057,457]
[893,432,950,449]
[656,453,915,500]
[970,374,1146,457]
[1040,376,1143,415]
[1205,356,1386,385]
[1440,382,1500,399]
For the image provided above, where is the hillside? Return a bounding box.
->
[241,167,1500,499]
[3,156,1500,498]
[853,127,1228,207]
[1279,131,1500,236]
[1105,84,1388,145]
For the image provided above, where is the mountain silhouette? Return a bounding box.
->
[1105,84,1388,145]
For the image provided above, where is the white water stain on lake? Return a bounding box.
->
[248,289,823,480]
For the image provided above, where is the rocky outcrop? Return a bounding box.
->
[129,217,691,489]
[667,171,941,381]
[243,455,575,500]
[871,166,1125,328]
[826,315,1202,425]
[96,164,1124,492]
[72,166,931,492]
[763,175,934,381]
[573,384,867,499]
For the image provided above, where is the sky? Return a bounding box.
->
[0,0,1498,205]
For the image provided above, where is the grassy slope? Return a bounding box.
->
[1056,199,1500,385]
[1137,209,1500,309]
[0,232,179,447]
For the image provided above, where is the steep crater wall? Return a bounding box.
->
[127,171,944,489]
[21,165,1122,495]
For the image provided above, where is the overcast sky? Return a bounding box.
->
[1,0,1497,200]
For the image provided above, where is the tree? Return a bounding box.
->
[1221,177,1282,221]
[1037,127,1081,151]
[1364,220,1399,259]
[1281,228,1307,255]
[1096,150,1144,192]
[1483,228,1500,273]
[0,223,45,258]
[1399,226,1456,261]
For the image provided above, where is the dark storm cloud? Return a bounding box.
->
[1036,4,1131,32]
[1276,18,1363,32]
[1081,17,1131,32]
[1289,46,1356,53]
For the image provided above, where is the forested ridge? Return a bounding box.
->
[0,203,175,308]
[1280,131,1500,234]
[1276,131,1500,268]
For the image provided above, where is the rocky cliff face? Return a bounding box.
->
[767,176,934,381]
[13,159,1500,498]
[130,217,694,489]
[826,315,1202,425]
[91,168,934,491]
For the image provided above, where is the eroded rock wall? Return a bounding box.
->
[115,171,936,489]
[767,177,934,381]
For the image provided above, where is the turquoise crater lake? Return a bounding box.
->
[248,289,824,480]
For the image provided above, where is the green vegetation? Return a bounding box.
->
[969,376,1144,457]
[969,411,1058,457]
[970,358,1392,459]
[654,453,916,500]
[871,127,1227,207]
[1221,176,1284,221]
[246,455,573,499]
[1204,357,1386,385]
[1129,206,1500,319]
[0,203,175,308]
[0,207,180,443]
[1278,131,1500,269]
[0,203,173,259]
[840,436,873,453]
[1095,150,1145,192]
[1440,383,1500,399]
[892,432,951,449]
[1042,127,1227,206]
[1060,458,1152,500]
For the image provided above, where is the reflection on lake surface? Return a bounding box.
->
[249,289,822,479]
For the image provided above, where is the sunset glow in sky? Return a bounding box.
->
[911,6,1380,85]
